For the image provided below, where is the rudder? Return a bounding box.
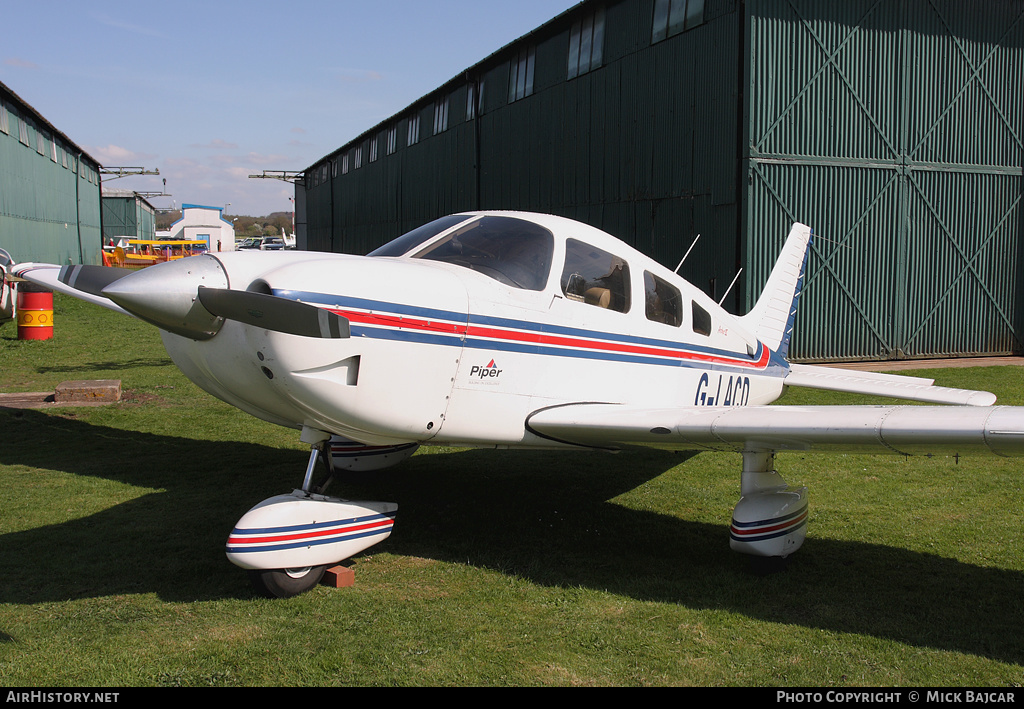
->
[739,223,812,358]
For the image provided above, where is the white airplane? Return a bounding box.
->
[8,211,1024,598]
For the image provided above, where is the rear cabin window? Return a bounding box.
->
[644,271,682,326]
[560,239,630,313]
[411,216,554,291]
[691,301,712,336]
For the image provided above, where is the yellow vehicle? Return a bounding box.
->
[103,240,207,268]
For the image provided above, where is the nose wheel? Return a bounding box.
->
[226,428,399,599]
[249,565,327,599]
[247,437,335,598]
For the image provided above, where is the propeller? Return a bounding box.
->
[58,264,136,296]
[90,255,349,341]
[197,287,350,339]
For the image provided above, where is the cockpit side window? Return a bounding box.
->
[368,215,475,257]
[560,239,630,313]
[644,271,682,326]
[411,216,554,291]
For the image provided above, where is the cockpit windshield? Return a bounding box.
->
[368,215,475,258]
[410,216,554,291]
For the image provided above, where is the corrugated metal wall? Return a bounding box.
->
[102,197,134,239]
[302,0,1023,361]
[101,195,157,243]
[0,87,103,266]
[304,0,745,303]
[743,0,1024,361]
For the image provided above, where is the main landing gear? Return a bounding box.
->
[226,428,400,598]
[729,450,808,562]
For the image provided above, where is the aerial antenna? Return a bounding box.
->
[675,234,701,273]
[249,170,304,183]
[718,269,743,306]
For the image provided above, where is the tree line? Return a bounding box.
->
[155,211,294,238]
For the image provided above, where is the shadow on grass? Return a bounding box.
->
[1,407,1023,664]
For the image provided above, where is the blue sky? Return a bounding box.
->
[1,0,580,216]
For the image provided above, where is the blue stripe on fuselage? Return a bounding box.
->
[275,289,789,378]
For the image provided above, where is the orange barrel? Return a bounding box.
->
[17,284,54,340]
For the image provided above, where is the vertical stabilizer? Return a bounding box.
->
[740,223,812,357]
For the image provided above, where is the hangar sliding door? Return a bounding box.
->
[742,0,1024,361]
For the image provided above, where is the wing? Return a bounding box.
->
[526,402,1024,457]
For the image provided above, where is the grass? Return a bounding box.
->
[1,294,1024,685]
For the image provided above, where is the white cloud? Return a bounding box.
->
[3,57,38,69]
[91,14,166,39]
[190,139,239,150]
[86,144,158,166]
[334,68,385,84]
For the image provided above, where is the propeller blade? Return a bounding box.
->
[58,264,136,297]
[197,287,350,339]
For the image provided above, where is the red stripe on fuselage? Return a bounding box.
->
[335,309,466,335]
[329,307,770,370]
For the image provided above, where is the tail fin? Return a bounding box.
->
[740,223,812,358]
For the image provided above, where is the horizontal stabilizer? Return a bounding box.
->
[784,363,997,406]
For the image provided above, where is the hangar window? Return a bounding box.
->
[652,0,705,43]
[0,101,7,135]
[561,239,630,313]
[568,7,605,79]
[354,145,363,169]
[369,137,378,163]
[387,125,397,155]
[413,216,554,291]
[691,301,712,336]
[644,271,683,327]
[408,114,421,146]
[341,152,350,174]
[434,95,449,135]
[466,82,483,120]
[18,116,29,146]
[508,46,536,102]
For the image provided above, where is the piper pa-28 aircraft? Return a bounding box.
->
[8,211,1024,597]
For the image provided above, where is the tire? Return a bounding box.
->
[248,565,327,598]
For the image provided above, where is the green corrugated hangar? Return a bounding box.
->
[0,80,104,266]
[299,0,1023,362]
[101,188,157,244]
